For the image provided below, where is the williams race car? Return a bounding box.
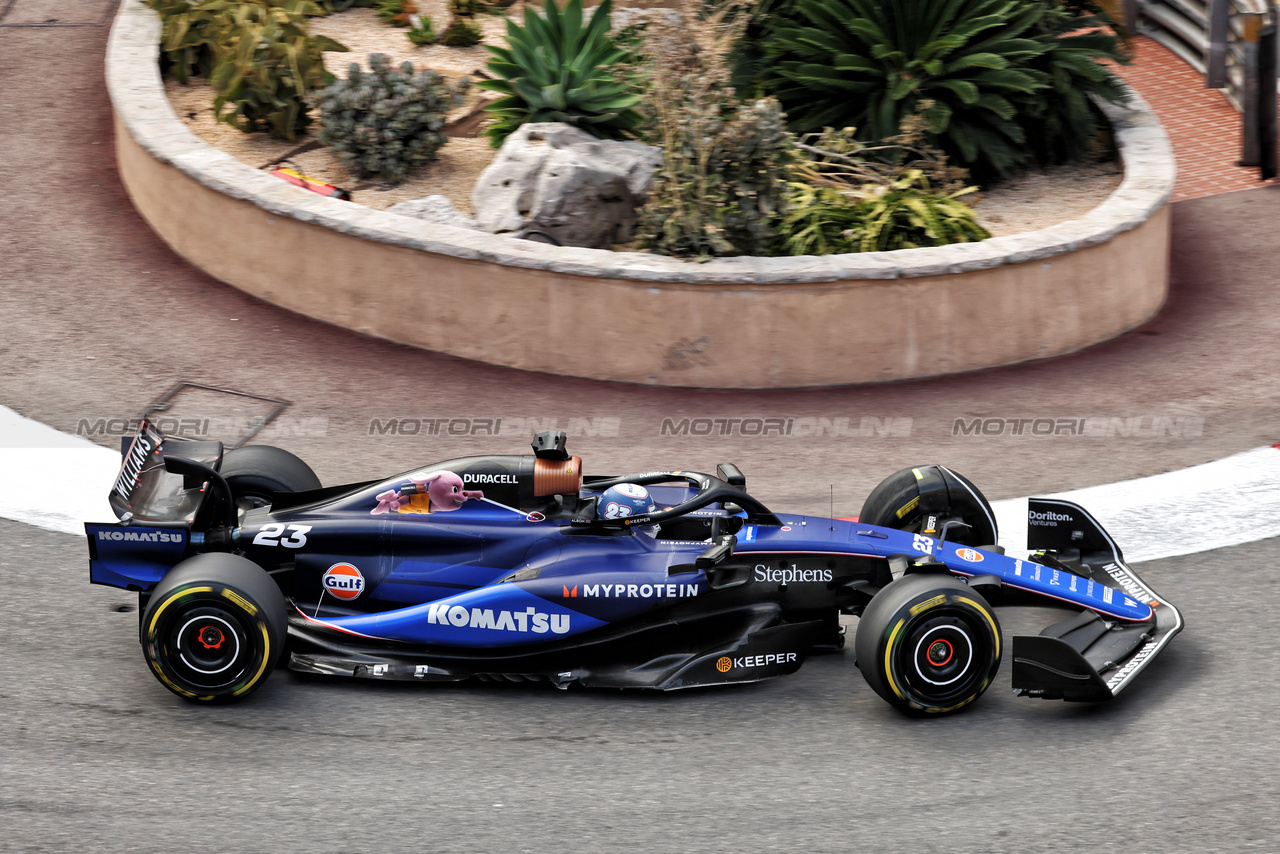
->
[85,424,1181,715]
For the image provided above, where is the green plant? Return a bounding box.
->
[478,0,642,146]
[147,0,225,83]
[193,0,348,141]
[1019,1,1131,166]
[775,174,988,255]
[407,20,436,44]
[377,0,417,26]
[635,14,793,258]
[440,17,483,45]
[858,171,989,251]
[774,122,987,255]
[147,1,349,140]
[449,0,488,16]
[312,53,468,182]
[316,0,377,11]
[759,0,1129,179]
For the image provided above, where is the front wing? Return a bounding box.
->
[1010,499,1183,701]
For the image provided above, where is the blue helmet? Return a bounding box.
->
[599,483,656,523]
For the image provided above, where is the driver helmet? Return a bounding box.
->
[599,483,656,529]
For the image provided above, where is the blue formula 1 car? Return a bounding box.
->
[85,424,1181,715]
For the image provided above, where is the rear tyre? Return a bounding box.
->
[220,445,321,510]
[854,574,1001,715]
[859,465,997,546]
[141,554,286,704]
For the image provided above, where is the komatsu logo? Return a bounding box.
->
[427,603,570,634]
[96,530,183,543]
[462,473,518,484]
[1029,510,1073,526]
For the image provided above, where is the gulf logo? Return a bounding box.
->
[323,563,365,600]
[955,548,984,563]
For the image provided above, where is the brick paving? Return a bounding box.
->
[1111,35,1276,201]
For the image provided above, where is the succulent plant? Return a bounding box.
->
[376,0,417,26]
[448,0,488,17]
[407,19,436,44]
[477,0,642,147]
[312,53,469,183]
[440,16,482,46]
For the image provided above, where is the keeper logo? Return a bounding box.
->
[717,652,799,671]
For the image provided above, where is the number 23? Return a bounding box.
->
[253,523,311,548]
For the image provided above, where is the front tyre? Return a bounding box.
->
[859,465,997,546]
[141,554,286,704]
[854,575,1001,716]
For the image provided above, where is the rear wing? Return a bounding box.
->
[86,421,227,592]
[109,420,223,525]
[1011,498,1183,701]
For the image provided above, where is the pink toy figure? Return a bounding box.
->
[372,470,484,515]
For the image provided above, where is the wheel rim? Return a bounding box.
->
[893,607,996,707]
[151,595,262,693]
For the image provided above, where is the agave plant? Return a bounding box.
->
[760,0,1128,179]
[477,0,642,147]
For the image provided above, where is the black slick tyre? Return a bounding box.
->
[859,465,997,546]
[141,553,286,703]
[854,574,1001,716]
[220,445,321,510]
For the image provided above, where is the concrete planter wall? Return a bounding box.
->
[106,0,1175,388]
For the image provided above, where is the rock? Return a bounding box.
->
[471,122,664,248]
[387,195,478,230]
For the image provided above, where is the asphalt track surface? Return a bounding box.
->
[2,7,1279,852]
[4,515,1274,853]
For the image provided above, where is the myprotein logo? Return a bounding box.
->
[427,603,570,635]
[1029,509,1073,527]
[322,563,365,601]
[96,529,183,543]
[717,652,798,672]
[754,566,833,584]
[577,582,700,599]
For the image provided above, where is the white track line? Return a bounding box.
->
[0,406,117,535]
[3,404,1279,562]
[994,445,1280,563]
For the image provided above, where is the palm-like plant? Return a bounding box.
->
[1019,2,1131,165]
[477,0,642,147]
[761,0,1127,179]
